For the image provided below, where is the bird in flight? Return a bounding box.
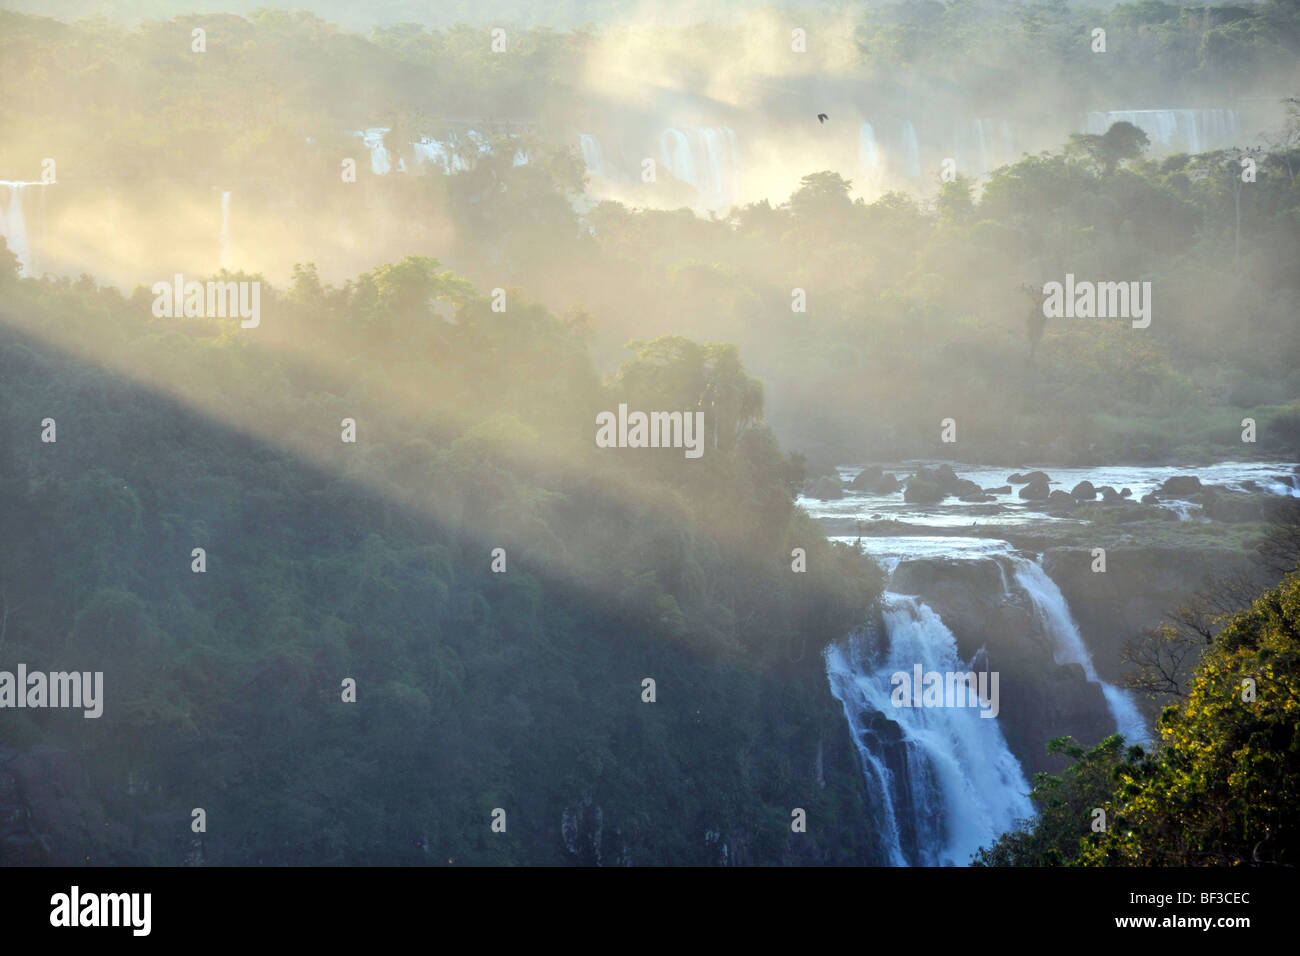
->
[817,113,829,123]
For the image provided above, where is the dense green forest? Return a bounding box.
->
[0,249,888,864]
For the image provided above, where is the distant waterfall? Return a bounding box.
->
[659,128,695,186]
[355,128,392,175]
[899,121,921,178]
[579,134,605,177]
[413,137,454,172]
[859,122,881,170]
[219,190,232,270]
[1008,557,1148,744]
[1082,109,1239,154]
[658,126,738,206]
[0,181,40,276]
[826,594,1034,866]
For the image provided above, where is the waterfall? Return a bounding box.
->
[1082,109,1239,154]
[899,121,921,178]
[219,190,232,270]
[1008,557,1148,744]
[0,181,38,276]
[355,128,392,175]
[859,122,881,170]
[658,127,737,206]
[1267,474,1300,497]
[826,593,1035,866]
[413,137,452,172]
[579,134,604,177]
[659,128,694,187]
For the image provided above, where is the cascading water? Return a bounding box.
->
[659,128,694,186]
[657,127,737,206]
[0,181,39,276]
[899,121,921,178]
[579,134,605,178]
[355,127,392,175]
[826,593,1035,866]
[1268,474,1300,497]
[859,122,881,172]
[1082,109,1239,154]
[1008,557,1148,744]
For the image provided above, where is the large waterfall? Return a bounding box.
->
[826,545,1148,866]
[826,593,1034,866]
[656,127,738,206]
[1082,108,1239,154]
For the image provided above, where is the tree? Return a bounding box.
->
[1066,121,1150,175]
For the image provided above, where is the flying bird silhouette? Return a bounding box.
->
[817,113,828,124]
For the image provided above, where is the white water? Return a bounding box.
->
[579,133,605,177]
[801,460,1300,527]
[657,126,738,207]
[899,121,921,178]
[1009,557,1148,744]
[859,122,881,172]
[1082,108,1239,154]
[823,528,1163,863]
[0,181,41,276]
[826,593,1034,866]
[356,127,392,175]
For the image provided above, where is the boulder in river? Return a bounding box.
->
[904,475,946,504]
[805,475,844,500]
[849,466,882,489]
[1011,470,1051,485]
[851,467,901,494]
[1160,475,1202,497]
[1047,490,1076,508]
[1071,480,1096,501]
[984,485,1012,495]
[1019,476,1051,500]
[1097,486,1121,503]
